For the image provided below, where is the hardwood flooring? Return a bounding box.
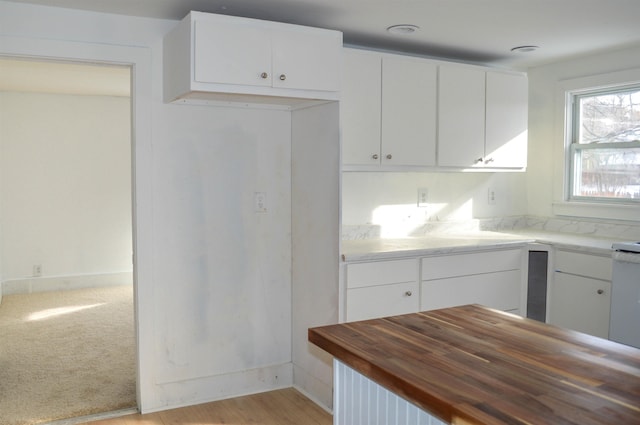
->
[84,388,332,425]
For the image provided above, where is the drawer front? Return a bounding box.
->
[555,250,612,281]
[346,282,419,322]
[346,259,417,289]
[421,249,521,281]
[420,270,521,312]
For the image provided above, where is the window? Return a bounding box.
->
[568,85,640,202]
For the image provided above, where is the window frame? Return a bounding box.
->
[567,84,640,204]
[552,68,640,221]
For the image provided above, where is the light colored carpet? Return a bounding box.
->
[0,285,136,425]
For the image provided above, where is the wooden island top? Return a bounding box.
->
[309,304,640,425]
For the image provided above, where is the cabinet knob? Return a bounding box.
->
[597,289,604,295]
[405,291,412,297]
[279,74,286,81]
[484,157,495,164]
[386,154,392,160]
[372,154,379,160]
[474,158,483,164]
[260,72,268,79]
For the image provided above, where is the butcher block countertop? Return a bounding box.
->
[309,305,640,425]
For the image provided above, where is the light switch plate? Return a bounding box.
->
[417,188,428,207]
[254,192,267,213]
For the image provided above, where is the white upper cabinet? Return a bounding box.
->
[342,48,527,171]
[485,72,528,168]
[193,20,272,88]
[270,30,341,92]
[381,55,437,167]
[164,11,342,106]
[438,64,528,169]
[341,49,437,168]
[341,49,382,165]
[438,65,486,167]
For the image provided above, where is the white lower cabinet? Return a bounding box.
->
[421,249,523,315]
[549,250,612,339]
[345,259,419,322]
[421,270,522,313]
[346,282,419,322]
[344,249,524,322]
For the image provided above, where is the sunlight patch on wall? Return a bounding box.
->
[372,203,448,238]
[447,199,474,221]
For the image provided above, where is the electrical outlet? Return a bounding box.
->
[417,188,428,207]
[488,188,497,205]
[33,264,42,277]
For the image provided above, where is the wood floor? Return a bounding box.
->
[84,388,332,425]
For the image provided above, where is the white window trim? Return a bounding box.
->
[553,68,640,222]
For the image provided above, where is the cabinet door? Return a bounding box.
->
[341,49,382,165]
[420,270,522,313]
[438,65,486,167]
[271,28,341,92]
[485,72,528,168]
[381,55,437,166]
[346,282,419,322]
[549,273,611,339]
[194,20,272,87]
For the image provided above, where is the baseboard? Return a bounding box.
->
[292,382,333,415]
[141,362,294,414]
[1,271,133,295]
[293,362,333,412]
[40,407,138,425]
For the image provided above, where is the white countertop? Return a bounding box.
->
[341,230,623,262]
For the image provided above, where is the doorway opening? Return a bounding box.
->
[0,57,137,424]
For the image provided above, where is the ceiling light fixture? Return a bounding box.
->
[510,45,539,53]
[387,24,420,35]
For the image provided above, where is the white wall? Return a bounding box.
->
[291,102,340,409]
[526,44,640,221]
[0,0,301,413]
[0,92,132,292]
[150,104,293,403]
[342,171,528,236]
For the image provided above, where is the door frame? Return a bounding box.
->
[0,35,153,412]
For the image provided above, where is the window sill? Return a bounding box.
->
[553,201,640,222]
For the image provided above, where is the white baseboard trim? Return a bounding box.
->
[41,407,138,425]
[292,362,333,412]
[142,363,293,414]
[1,271,133,295]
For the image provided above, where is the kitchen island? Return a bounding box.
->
[309,304,640,425]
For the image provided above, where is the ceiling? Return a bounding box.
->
[6,0,640,70]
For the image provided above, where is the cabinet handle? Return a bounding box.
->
[279,74,286,81]
[372,154,379,160]
[260,72,268,79]
[474,158,483,164]
[484,157,495,164]
[386,154,392,160]
[405,291,412,297]
[597,289,604,295]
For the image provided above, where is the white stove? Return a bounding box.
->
[610,241,640,349]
